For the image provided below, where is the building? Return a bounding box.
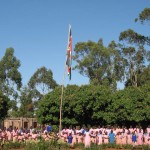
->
[1,117,38,129]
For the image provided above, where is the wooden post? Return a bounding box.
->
[59,64,67,135]
[59,25,71,135]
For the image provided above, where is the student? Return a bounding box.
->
[132,131,137,146]
[97,130,103,145]
[67,133,73,148]
[126,130,132,145]
[116,132,123,145]
[77,132,83,144]
[72,128,77,146]
[103,131,109,144]
[143,129,149,145]
[46,125,52,133]
[121,129,127,145]
[84,129,91,148]
[137,129,143,145]
[62,127,68,142]
[109,130,115,144]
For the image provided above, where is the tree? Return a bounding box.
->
[119,45,148,87]
[119,8,150,87]
[36,86,61,125]
[119,29,150,46]
[8,100,19,117]
[0,91,10,121]
[0,48,22,97]
[18,86,34,117]
[108,86,150,127]
[73,39,124,88]
[135,8,150,25]
[137,66,150,86]
[0,48,22,116]
[36,83,150,128]
[28,66,58,95]
[36,84,114,127]
[27,67,58,113]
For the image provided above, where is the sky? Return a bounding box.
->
[0,0,149,89]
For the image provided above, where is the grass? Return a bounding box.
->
[1,140,150,150]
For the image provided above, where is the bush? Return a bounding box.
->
[3,141,25,150]
[52,125,59,132]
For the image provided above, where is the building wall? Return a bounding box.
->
[3,117,38,129]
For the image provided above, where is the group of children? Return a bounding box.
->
[59,126,150,148]
[0,126,54,143]
[0,125,150,149]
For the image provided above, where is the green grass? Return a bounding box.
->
[1,141,150,150]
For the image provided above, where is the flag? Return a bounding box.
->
[66,25,72,80]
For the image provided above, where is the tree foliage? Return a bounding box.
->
[73,39,124,89]
[120,45,149,87]
[119,8,150,87]
[28,66,58,95]
[0,48,22,117]
[137,66,150,86]
[37,84,150,128]
[18,86,34,117]
[119,29,150,46]
[0,47,22,98]
[108,86,150,127]
[120,8,150,46]
[25,67,58,116]
[0,91,10,120]
[135,8,150,25]
[36,86,61,124]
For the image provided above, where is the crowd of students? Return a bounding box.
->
[0,125,150,148]
[59,126,150,148]
[0,126,54,143]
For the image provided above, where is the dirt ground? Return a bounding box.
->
[11,148,131,150]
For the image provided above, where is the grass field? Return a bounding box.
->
[1,141,149,150]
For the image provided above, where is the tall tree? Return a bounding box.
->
[18,86,34,117]
[137,66,150,86]
[73,39,124,88]
[135,8,150,25]
[0,48,22,116]
[28,66,58,95]
[0,47,22,97]
[0,91,10,121]
[119,29,150,46]
[119,8,150,87]
[27,67,58,113]
[8,100,18,117]
[119,45,148,87]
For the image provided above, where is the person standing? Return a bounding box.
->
[97,130,103,145]
[84,128,91,148]
[109,130,115,144]
[67,133,73,148]
[143,129,149,145]
[137,129,143,145]
[132,131,137,146]
[46,125,52,133]
[103,131,109,144]
[121,129,127,145]
[126,130,132,145]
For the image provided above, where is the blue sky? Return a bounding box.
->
[0,0,149,89]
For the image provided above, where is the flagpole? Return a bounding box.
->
[59,25,71,135]
[59,65,66,135]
